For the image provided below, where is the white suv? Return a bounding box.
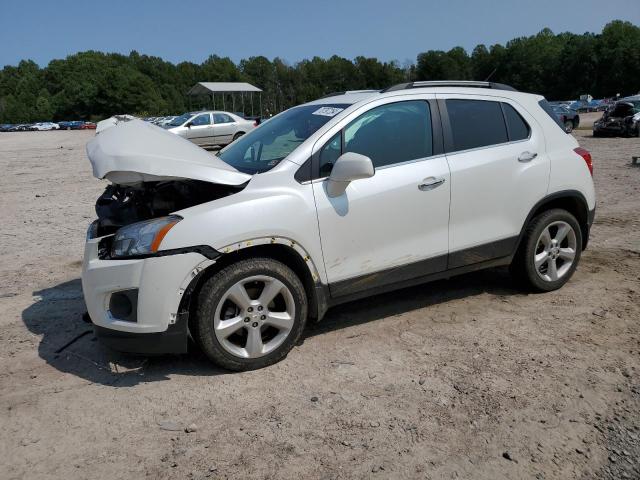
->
[83,81,596,371]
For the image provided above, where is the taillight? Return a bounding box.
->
[574,147,593,176]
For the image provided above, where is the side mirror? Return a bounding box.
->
[326,152,374,198]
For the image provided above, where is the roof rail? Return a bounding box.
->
[320,89,380,99]
[381,80,518,93]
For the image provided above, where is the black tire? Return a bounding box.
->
[564,121,573,133]
[232,132,244,142]
[192,258,308,371]
[510,209,582,292]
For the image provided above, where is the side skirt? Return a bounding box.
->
[327,236,518,309]
[327,255,513,308]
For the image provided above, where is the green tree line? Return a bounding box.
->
[1,20,638,123]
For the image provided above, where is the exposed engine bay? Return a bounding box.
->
[95,180,244,237]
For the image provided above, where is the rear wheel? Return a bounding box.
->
[511,209,582,292]
[193,258,308,371]
[232,132,244,142]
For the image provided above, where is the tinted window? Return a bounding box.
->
[342,101,432,168]
[191,113,211,126]
[446,99,507,151]
[502,103,530,141]
[319,132,341,177]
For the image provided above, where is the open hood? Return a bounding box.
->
[86,119,251,185]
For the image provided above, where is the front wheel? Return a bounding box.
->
[564,121,574,133]
[193,258,308,371]
[511,209,582,292]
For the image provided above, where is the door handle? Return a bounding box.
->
[418,177,446,191]
[518,151,538,162]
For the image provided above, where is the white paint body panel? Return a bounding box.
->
[81,237,210,333]
[86,119,251,185]
[312,156,450,282]
[160,163,328,282]
[441,94,550,252]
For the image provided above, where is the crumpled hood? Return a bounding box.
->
[86,119,251,185]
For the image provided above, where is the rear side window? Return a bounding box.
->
[538,99,565,131]
[446,99,508,151]
[213,113,234,124]
[502,103,530,141]
[343,100,432,168]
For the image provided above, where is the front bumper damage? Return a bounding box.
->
[82,236,216,354]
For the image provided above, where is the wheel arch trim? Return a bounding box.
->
[516,189,593,253]
[182,236,329,323]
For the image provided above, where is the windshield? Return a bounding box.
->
[217,104,348,174]
[168,112,193,127]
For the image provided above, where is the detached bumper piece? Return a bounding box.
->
[93,313,188,355]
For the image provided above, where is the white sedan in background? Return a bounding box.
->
[31,122,60,131]
[164,111,255,147]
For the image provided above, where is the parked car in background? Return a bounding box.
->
[58,120,85,130]
[165,110,255,147]
[83,81,595,371]
[80,122,97,130]
[593,97,640,137]
[156,116,176,127]
[31,122,60,131]
[9,124,33,131]
[552,105,580,133]
[0,124,15,132]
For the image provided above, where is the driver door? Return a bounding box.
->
[186,113,214,145]
[311,98,451,297]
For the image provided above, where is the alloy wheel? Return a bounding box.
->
[213,275,295,358]
[534,221,577,282]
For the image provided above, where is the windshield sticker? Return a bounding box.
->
[312,107,344,117]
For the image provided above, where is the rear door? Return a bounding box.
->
[439,95,549,268]
[186,113,214,145]
[311,96,451,296]
[212,113,237,145]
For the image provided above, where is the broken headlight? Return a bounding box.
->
[111,215,181,258]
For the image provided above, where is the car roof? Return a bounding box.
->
[306,82,540,108]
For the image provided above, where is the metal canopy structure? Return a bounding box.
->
[187,82,263,116]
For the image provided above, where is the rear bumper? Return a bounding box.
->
[584,206,596,249]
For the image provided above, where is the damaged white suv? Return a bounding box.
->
[83,81,596,371]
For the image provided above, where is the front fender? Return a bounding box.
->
[159,173,327,283]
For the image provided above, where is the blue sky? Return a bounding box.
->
[1,0,639,67]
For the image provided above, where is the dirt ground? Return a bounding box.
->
[0,129,638,480]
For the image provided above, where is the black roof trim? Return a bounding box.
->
[320,89,380,99]
[381,81,518,93]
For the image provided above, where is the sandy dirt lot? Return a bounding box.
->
[0,129,638,480]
